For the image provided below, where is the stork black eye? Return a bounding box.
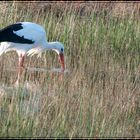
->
[61,48,63,52]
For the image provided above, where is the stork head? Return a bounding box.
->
[48,41,65,71]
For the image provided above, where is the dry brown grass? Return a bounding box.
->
[0,1,140,138]
[0,2,140,18]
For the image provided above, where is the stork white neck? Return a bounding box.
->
[45,41,65,71]
[46,41,64,55]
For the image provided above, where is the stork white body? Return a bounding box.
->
[0,22,60,56]
[0,22,65,83]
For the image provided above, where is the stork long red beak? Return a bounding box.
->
[59,53,65,71]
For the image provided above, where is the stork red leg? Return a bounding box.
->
[18,53,25,68]
[15,53,26,85]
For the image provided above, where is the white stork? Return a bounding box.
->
[0,22,65,83]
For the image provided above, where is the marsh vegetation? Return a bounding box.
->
[0,2,140,138]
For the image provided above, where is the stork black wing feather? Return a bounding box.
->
[0,23,34,44]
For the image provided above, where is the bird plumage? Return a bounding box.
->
[0,22,65,71]
[0,22,34,44]
[0,22,49,56]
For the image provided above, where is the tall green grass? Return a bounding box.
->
[0,2,140,138]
